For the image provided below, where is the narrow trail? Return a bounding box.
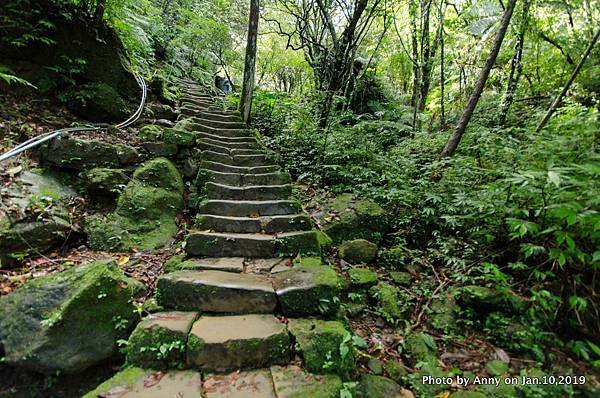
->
[86,78,348,397]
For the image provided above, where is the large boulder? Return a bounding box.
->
[40,136,140,170]
[339,239,378,263]
[0,171,77,267]
[66,82,129,122]
[86,158,184,251]
[0,260,144,374]
[313,193,387,244]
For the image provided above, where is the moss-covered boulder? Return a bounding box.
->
[390,271,412,286]
[349,267,378,288]
[385,360,408,382]
[339,239,378,263]
[273,257,342,317]
[369,282,404,322]
[357,374,414,398]
[86,158,184,251]
[403,332,438,366]
[85,167,129,197]
[66,82,129,122]
[315,193,387,244]
[0,260,144,373]
[456,285,528,315]
[287,318,354,377]
[148,103,178,120]
[139,124,195,149]
[0,171,77,267]
[40,136,140,170]
[125,311,197,369]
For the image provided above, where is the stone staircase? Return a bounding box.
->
[85,78,350,397]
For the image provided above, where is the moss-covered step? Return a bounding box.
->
[197,200,301,217]
[195,170,290,187]
[197,132,257,144]
[287,318,354,377]
[191,123,254,137]
[206,182,292,201]
[273,258,342,317]
[156,270,277,313]
[197,110,244,123]
[201,136,260,150]
[196,214,311,234]
[202,151,272,167]
[199,141,232,155]
[200,160,279,174]
[185,231,320,258]
[192,118,247,130]
[125,311,198,369]
[204,369,276,398]
[83,368,202,397]
[230,148,265,156]
[164,257,245,273]
[271,365,343,398]
[187,314,290,372]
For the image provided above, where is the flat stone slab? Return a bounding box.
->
[156,270,277,313]
[245,258,289,274]
[206,182,292,201]
[84,368,202,398]
[197,200,301,217]
[187,315,290,371]
[200,160,279,174]
[204,369,276,398]
[273,261,341,316]
[165,257,245,273]
[271,365,343,398]
[126,311,198,368]
[196,214,311,234]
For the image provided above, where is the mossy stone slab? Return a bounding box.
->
[270,365,342,398]
[348,268,378,288]
[287,318,353,376]
[126,311,198,369]
[203,369,276,398]
[356,374,413,398]
[83,368,203,397]
[273,260,342,317]
[187,315,290,372]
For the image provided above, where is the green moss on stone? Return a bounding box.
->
[339,239,378,264]
[369,282,404,322]
[288,318,354,377]
[348,268,378,288]
[85,167,129,196]
[132,157,184,194]
[404,332,438,366]
[275,230,321,257]
[356,375,405,398]
[83,367,151,397]
[139,125,163,141]
[384,360,408,382]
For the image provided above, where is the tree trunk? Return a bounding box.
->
[239,0,260,123]
[497,0,530,125]
[439,0,446,128]
[536,28,600,132]
[440,0,517,157]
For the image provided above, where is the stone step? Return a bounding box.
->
[195,124,254,138]
[156,270,277,312]
[165,257,245,273]
[202,151,272,167]
[206,182,292,200]
[231,148,264,156]
[197,199,300,217]
[201,160,279,174]
[197,132,256,144]
[182,98,213,107]
[86,366,343,398]
[197,169,291,187]
[201,137,260,150]
[196,214,312,233]
[187,314,290,371]
[198,141,232,155]
[199,110,243,123]
[194,118,247,130]
[185,230,321,257]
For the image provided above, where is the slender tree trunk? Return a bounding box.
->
[498,0,530,125]
[439,0,446,128]
[536,28,600,132]
[440,0,517,157]
[409,0,420,108]
[239,0,260,123]
[94,0,106,21]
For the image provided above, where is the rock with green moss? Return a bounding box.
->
[66,82,129,122]
[271,365,343,398]
[385,360,408,382]
[287,318,354,377]
[379,245,411,270]
[41,137,140,170]
[339,239,378,264]
[148,103,178,120]
[357,374,414,398]
[83,368,202,397]
[0,260,144,374]
[349,267,378,288]
[485,359,509,376]
[368,358,384,375]
[85,167,129,197]
[457,285,528,314]
[125,311,197,369]
[369,282,404,322]
[390,271,412,286]
[315,193,387,244]
[316,230,333,249]
[403,332,438,366]
[0,171,76,267]
[273,258,342,317]
[139,124,163,141]
[429,295,458,333]
[86,158,184,251]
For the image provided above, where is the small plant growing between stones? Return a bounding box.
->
[112,316,129,331]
